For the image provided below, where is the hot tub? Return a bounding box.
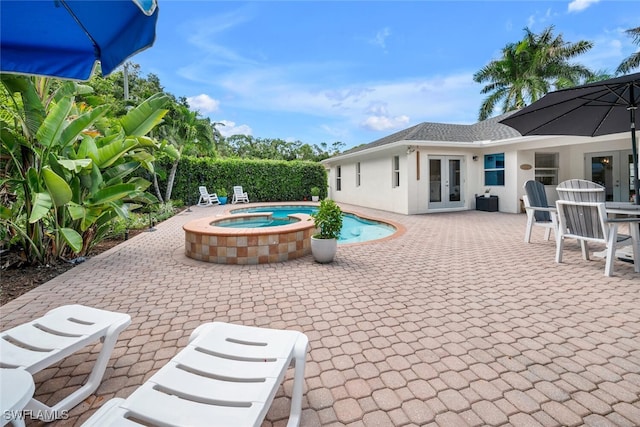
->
[183,212,315,264]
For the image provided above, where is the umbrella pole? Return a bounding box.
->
[630,85,639,204]
[632,126,639,204]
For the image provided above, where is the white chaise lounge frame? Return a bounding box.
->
[82,322,309,427]
[0,305,131,421]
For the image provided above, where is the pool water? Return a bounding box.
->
[216,217,296,228]
[231,206,396,243]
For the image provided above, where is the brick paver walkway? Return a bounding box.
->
[1,203,639,426]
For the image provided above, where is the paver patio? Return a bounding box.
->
[1,203,639,426]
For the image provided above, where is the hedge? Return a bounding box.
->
[161,156,328,205]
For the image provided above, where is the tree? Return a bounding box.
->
[155,99,217,202]
[474,26,593,120]
[0,75,170,264]
[617,26,640,74]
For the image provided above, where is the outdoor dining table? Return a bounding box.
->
[606,202,640,273]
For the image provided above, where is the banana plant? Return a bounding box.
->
[1,75,169,264]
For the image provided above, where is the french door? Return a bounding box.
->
[428,156,464,209]
[585,150,634,202]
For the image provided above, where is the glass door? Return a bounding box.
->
[585,150,633,202]
[429,156,464,209]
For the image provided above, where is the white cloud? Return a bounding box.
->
[197,66,481,134]
[186,94,220,114]
[360,103,409,131]
[217,120,252,137]
[361,114,410,131]
[568,0,599,13]
[369,27,391,50]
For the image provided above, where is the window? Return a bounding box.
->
[336,165,342,191]
[534,152,559,185]
[356,162,361,187]
[392,156,400,187]
[484,153,504,186]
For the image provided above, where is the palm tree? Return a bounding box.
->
[154,100,217,202]
[474,26,593,120]
[616,26,640,74]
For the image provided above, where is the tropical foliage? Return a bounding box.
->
[311,199,343,240]
[617,26,640,74]
[474,26,593,120]
[152,98,216,203]
[0,75,169,264]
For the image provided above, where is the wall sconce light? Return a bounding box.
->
[472,155,478,161]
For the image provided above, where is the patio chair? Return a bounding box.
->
[0,305,131,421]
[555,200,640,276]
[232,185,250,204]
[523,180,557,243]
[82,322,309,427]
[197,186,220,206]
[557,179,606,202]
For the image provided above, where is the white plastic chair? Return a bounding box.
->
[0,305,131,422]
[232,185,250,204]
[555,200,640,276]
[197,186,220,206]
[82,322,309,427]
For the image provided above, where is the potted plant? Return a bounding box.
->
[217,188,228,205]
[310,199,343,263]
[484,188,491,198]
[310,186,321,202]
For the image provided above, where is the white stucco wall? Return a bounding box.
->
[324,132,635,215]
[328,149,410,214]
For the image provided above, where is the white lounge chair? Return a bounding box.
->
[0,305,131,422]
[82,322,309,427]
[232,185,250,204]
[197,186,220,206]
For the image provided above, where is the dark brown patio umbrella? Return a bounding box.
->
[499,73,640,204]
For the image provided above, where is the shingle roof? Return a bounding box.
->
[341,111,522,155]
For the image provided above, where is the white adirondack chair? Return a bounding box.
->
[197,186,219,206]
[232,185,250,204]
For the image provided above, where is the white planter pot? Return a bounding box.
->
[310,236,337,263]
[311,196,319,202]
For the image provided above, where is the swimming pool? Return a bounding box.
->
[231,205,397,244]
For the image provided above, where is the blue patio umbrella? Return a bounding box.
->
[0,0,158,81]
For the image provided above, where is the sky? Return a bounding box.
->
[132,0,639,150]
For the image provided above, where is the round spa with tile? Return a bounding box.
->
[183,212,315,264]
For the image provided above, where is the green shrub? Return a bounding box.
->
[157,157,327,204]
[311,199,343,239]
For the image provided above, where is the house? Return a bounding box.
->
[321,112,635,215]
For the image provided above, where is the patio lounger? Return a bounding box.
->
[0,305,131,422]
[82,322,309,427]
